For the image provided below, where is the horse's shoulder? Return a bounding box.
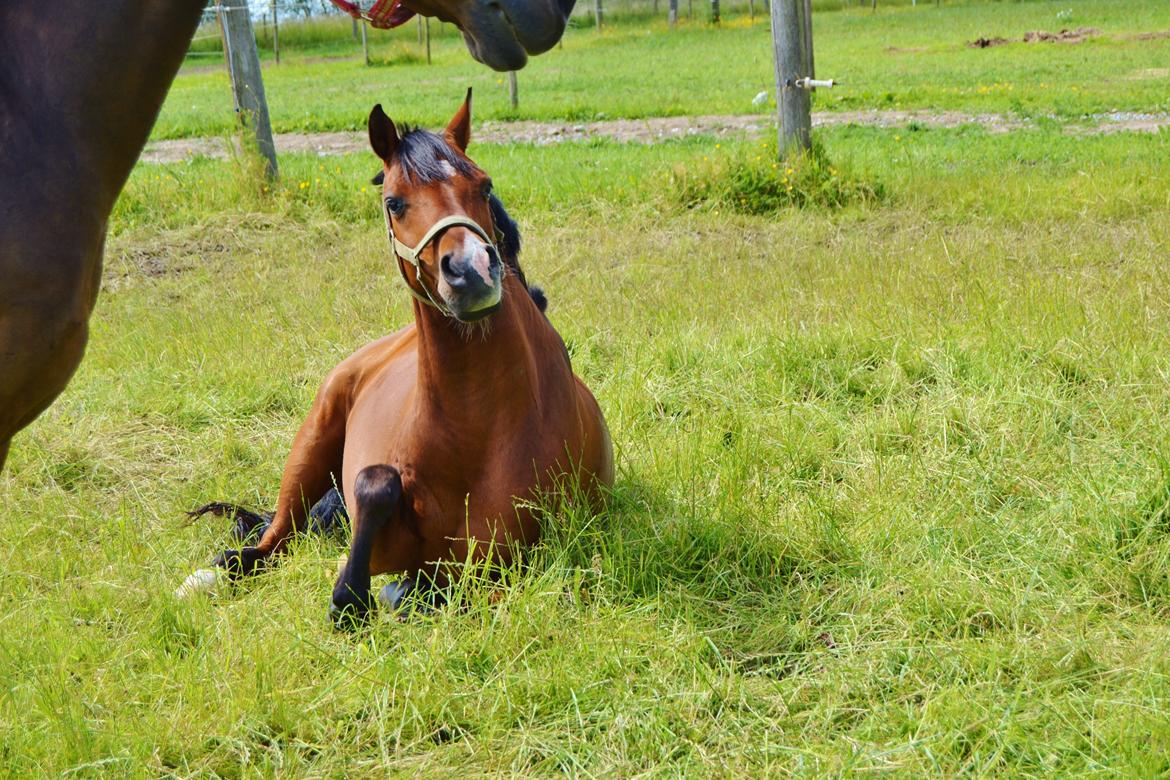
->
[319,325,417,403]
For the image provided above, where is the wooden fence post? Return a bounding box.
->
[425,17,432,63]
[710,0,720,23]
[360,19,370,65]
[508,71,519,109]
[770,0,811,155]
[669,0,678,27]
[800,0,814,80]
[270,0,279,64]
[219,0,278,179]
[594,0,603,29]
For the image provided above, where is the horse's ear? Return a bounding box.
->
[368,104,399,162]
[445,88,472,152]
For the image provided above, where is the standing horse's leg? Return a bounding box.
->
[213,374,349,577]
[330,464,402,628]
[0,285,94,475]
[0,438,9,472]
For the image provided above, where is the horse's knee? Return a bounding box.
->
[354,464,402,518]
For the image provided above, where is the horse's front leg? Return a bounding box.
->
[330,464,403,628]
[213,376,348,577]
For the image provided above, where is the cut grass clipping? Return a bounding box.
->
[673,141,884,213]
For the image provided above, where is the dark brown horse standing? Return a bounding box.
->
[0,0,575,473]
[204,92,613,623]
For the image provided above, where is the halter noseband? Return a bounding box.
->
[383,202,498,317]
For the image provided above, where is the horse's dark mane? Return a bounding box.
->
[487,193,545,312]
[370,133,547,313]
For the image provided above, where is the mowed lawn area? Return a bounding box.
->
[4,0,1170,776]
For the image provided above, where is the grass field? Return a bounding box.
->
[5,0,1170,775]
[156,0,1170,140]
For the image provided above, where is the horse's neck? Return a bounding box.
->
[3,1,204,207]
[413,278,557,425]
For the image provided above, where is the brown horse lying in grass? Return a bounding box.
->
[0,0,578,474]
[190,91,613,625]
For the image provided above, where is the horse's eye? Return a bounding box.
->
[385,196,405,216]
[481,181,493,199]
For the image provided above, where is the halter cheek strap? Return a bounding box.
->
[383,205,497,317]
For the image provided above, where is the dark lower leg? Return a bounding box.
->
[331,464,401,628]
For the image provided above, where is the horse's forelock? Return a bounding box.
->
[394,128,475,184]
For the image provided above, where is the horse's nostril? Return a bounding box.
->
[441,253,470,288]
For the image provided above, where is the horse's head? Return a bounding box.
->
[370,90,504,323]
[403,0,574,70]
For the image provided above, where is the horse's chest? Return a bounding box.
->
[343,404,565,526]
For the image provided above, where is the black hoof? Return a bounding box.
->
[329,599,370,630]
[330,584,375,630]
[212,546,267,580]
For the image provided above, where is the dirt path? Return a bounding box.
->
[140,110,1170,164]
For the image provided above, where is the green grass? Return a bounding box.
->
[156,0,1170,140]
[4,120,1170,773]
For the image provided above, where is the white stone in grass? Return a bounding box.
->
[753,91,769,106]
[175,568,224,599]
